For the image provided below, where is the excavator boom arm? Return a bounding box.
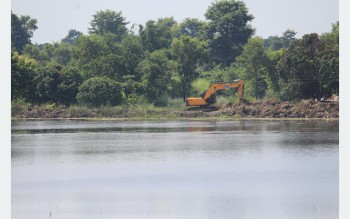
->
[186,79,244,106]
[203,80,244,100]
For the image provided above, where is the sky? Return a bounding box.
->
[11,0,339,44]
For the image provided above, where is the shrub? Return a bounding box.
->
[154,93,171,107]
[11,98,31,116]
[77,77,123,106]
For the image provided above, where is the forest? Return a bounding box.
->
[11,0,339,112]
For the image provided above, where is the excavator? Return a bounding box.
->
[186,79,244,107]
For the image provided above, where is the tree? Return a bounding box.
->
[57,67,83,105]
[11,12,37,52]
[205,0,254,66]
[136,50,177,103]
[88,10,128,41]
[62,29,83,44]
[72,34,126,80]
[22,44,41,60]
[11,52,37,102]
[23,42,72,66]
[52,43,72,66]
[265,49,285,94]
[264,36,284,51]
[282,29,297,47]
[235,37,269,99]
[321,21,339,44]
[23,43,55,64]
[277,33,339,100]
[119,35,145,76]
[265,29,297,51]
[35,64,62,103]
[171,36,209,102]
[176,18,207,39]
[30,64,83,105]
[77,77,123,106]
[139,17,177,52]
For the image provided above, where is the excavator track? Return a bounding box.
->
[186,106,219,112]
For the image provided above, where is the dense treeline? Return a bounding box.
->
[11,0,339,108]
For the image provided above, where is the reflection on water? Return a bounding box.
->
[12,120,338,219]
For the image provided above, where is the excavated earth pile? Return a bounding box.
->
[220,99,338,118]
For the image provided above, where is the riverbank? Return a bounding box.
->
[11,99,338,120]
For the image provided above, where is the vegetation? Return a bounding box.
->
[11,0,339,118]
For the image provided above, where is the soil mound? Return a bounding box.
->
[221,99,338,118]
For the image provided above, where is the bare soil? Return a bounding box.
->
[219,99,338,119]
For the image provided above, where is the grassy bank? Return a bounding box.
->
[11,98,339,120]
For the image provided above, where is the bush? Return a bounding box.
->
[11,99,31,116]
[278,79,301,101]
[77,77,123,106]
[166,98,186,110]
[154,93,170,107]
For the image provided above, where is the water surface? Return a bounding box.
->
[12,120,339,219]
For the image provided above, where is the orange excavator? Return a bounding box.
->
[186,79,244,107]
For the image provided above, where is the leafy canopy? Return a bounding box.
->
[89,10,129,41]
[11,12,37,52]
[205,0,254,66]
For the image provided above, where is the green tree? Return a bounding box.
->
[11,52,37,102]
[136,50,177,103]
[77,77,123,106]
[282,29,297,46]
[176,18,207,38]
[23,42,72,66]
[265,49,285,94]
[88,10,129,41]
[22,44,41,60]
[35,64,62,103]
[72,34,125,80]
[235,37,269,99]
[33,64,83,105]
[139,17,177,52]
[264,29,297,51]
[52,42,73,66]
[171,36,209,102]
[321,22,339,44]
[57,67,83,105]
[11,12,38,52]
[277,33,339,100]
[200,65,241,84]
[119,35,145,76]
[23,43,55,64]
[62,29,83,44]
[205,0,254,66]
[264,36,284,51]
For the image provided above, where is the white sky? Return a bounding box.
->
[11,0,339,44]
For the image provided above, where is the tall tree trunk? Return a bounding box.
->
[255,72,258,100]
[182,83,186,103]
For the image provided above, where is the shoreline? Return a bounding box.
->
[11,99,339,121]
[11,117,339,121]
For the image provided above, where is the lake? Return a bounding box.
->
[11,120,339,219]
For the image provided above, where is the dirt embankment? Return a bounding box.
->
[14,99,338,119]
[219,99,338,119]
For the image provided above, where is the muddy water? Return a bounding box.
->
[11,120,338,219]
